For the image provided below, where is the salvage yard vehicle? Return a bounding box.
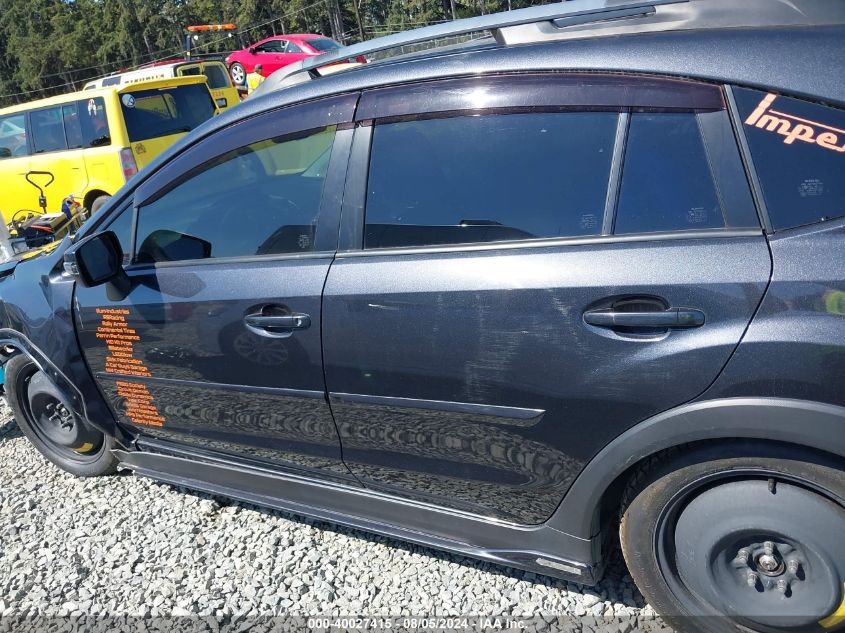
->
[83,59,241,111]
[0,75,218,222]
[1,1,844,631]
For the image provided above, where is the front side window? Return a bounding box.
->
[120,84,215,143]
[734,87,845,231]
[0,113,27,159]
[614,113,725,234]
[134,127,336,263]
[102,203,134,265]
[256,40,285,53]
[79,97,110,147]
[30,107,68,154]
[364,112,618,249]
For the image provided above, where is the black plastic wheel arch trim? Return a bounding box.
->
[546,397,845,540]
[0,329,133,447]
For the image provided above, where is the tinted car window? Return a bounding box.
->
[305,38,340,51]
[286,42,303,53]
[80,97,110,147]
[614,113,724,234]
[365,112,617,249]
[30,107,68,153]
[734,87,845,231]
[256,40,285,53]
[120,84,215,143]
[203,64,230,89]
[134,127,335,263]
[62,104,83,149]
[0,113,27,159]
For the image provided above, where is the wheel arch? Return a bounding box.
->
[0,330,132,446]
[547,398,845,540]
[82,189,111,212]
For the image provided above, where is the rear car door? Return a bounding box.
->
[27,105,88,212]
[74,94,356,481]
[322,75,772,523]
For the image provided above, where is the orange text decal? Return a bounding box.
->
[745,93,845,154]
[95,308,165,427]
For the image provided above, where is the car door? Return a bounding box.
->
[322,74,772,523]
[74,93,357,482]
[254,39,289,74]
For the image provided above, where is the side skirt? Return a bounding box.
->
[114,440,599,584]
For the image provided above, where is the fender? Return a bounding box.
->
[0,330,133,447]
[547,397,845,540]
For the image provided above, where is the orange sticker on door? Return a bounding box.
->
[95,308,165,427]
[744,93,845,153]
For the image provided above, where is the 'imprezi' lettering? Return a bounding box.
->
[744,93,845,153]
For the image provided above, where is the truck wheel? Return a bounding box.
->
[4,355,117,477]
[89,195,111,215]
[620,443,845,633]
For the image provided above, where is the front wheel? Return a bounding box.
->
[4,354,118,477]
[620,443,845,633]
[229,62,246,86]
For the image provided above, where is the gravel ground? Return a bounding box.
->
[0,401,671,632]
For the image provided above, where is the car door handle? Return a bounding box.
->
[244,313,311,331]
[583,308,705,328]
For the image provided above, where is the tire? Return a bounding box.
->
[4,354,118,477]
[89,194,111,215]
[229,62,246,87]
[620,442,845,633]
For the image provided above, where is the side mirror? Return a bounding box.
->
[0,147,11,158]
[64,231,126,288]
[248,47,256,54]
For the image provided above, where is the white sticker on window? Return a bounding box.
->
[121,94,136,109]
[798,178,824,198]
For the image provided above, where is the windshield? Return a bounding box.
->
[120,84,215,143]
[305,38,341,52]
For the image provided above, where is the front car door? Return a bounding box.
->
[322,74,771,523]
[74,94,356,481]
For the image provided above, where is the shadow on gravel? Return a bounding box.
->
[0,415,22,441]
[159,481,645,604]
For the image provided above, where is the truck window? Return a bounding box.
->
[203,64,231,90]
[119,84,216,143]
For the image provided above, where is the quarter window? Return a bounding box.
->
[30,107,68,153]
[134,127,336,263]
[614,113,725,234]
[364,112,618,249]
[733,87,845,231]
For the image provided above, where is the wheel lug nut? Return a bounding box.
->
[737,549,750,563]
[747,572,759,587]
[778,579,789,594]
[787,560,800,574]
[764,541,775,555]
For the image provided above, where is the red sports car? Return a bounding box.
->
[225,34,354,86]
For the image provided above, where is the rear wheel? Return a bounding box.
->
[620,443,845,633]
[229,62,246,86]
[4,354,117,476]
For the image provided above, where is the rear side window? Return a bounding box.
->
[615,113,724,234]
[62,104,83,149]
[120,84,215,143]
[30,107,68,153]
[79,97,110,147]
[364,112,618,249]
[734,87,845,231]
[134,127,335,263]
[0,113,27,159]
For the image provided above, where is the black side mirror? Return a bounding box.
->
[64,231,126,288]
[0,147,11,159]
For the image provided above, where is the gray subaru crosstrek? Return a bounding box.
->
[1,0,844,630]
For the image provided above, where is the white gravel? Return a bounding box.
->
[0,401,671,631]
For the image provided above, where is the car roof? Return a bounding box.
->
[254,33,327,44]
